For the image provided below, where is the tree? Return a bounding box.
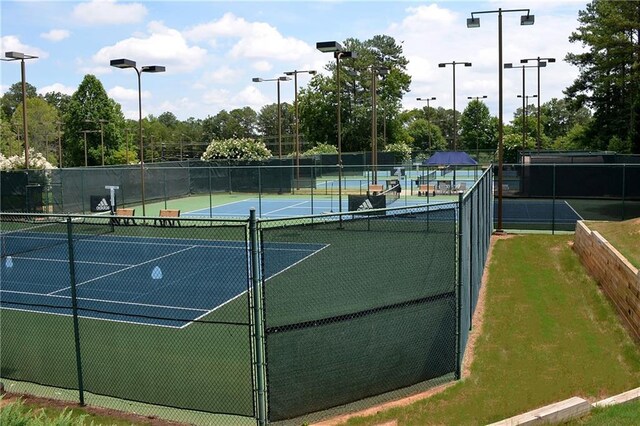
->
[257,103,295,156]
[298,34,411,153]
[565,0,640,153]
[460,100,497,155]
[203,107,258,141]
[42,91,71,117]
[64,75,126,166]
[0,81,38,118]
[405,118,446,151]
[11,97,59,164]
[540,98,591,142]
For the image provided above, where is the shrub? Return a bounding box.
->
[0,149,57,171]
[384,142,412,163]
[301,143,338,156]
[201,138,272,161]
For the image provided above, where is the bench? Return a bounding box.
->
[368,184,384,195]
[112,208,136,225]
[417,185,435,196]
[155,209,181,227]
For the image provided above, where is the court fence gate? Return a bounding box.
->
[0,168,493,424]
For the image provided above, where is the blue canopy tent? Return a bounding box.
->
[422,151,478,166]
[421,151,478,193]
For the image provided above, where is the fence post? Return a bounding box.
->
[455,191,464,380]
[249,209,267,425]
[66,217,85,406]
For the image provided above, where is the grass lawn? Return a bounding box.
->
[585,218,640,269]
[342,234,640,425]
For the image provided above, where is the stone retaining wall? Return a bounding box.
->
[573,221,640,341]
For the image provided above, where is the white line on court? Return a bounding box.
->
[564,200,584,220]
[47,245,199,296]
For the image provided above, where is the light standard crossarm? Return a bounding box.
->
[284,69,317,190]
[438,61,472,151]
[3,51,38,169]
[467,7,535,233]
[110,58,165,217]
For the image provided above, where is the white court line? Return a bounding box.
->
[9,256,133,267]
[184,198,252,215]
[564,200,584,220]
[47,245,199,296]
[265,200,310,215]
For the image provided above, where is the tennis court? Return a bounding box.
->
[500,198,583,224]
[1,225,327,328]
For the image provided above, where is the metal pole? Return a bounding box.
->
[294,71,300,189]
[249,209,267,426]
[136,68,146,217]
[66,217,85,406]
[371,67,377,185]
[83,131,88,167]
[522,67,526,159]
[21,59,30,169]
[337,53,343,227]
[277,79,282,159]
[453,63,457,151]
[100,121,105,166]
[497,8,504,232]
[536,59,541,150]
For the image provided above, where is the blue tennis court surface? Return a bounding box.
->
[1,233,327,328]
[183,197,426,219]
[499,199,583,224]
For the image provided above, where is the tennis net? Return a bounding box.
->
[381,184,401,206]
[1,215,114,259]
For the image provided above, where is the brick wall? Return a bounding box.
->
[573,221,640,341]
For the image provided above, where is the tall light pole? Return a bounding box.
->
[438,61,472,151]
[417,97,437,151]
[316,41,358,224]
[55,121,64,168]
[371,66,389,185]
[467,96,488,160]
[467,8,535,233]
[110,58,165,217]
[517,94,537,155]
[81,130,99,167]
[284,69,316,189]
[521,57,555,150]
[85,118,109,165]
[3,51,38,169]
[505,62,545,161]
[252,76,291,159]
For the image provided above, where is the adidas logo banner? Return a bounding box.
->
[90,195,115,212]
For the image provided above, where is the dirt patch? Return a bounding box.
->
[312,234,506,426]
[0,392,189,426]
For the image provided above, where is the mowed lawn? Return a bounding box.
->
[586,218,640,269]
[342,234,640,425]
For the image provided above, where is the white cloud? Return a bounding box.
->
[40,29,70,42]
[252,60,272,72]
[72,0,147,25]
[185,13,313,61]
[108,85,150,102]
[92,21,207,73]
[38,83,75,96]
[0,35,47,59]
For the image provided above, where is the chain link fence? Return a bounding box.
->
[1,167,493,424]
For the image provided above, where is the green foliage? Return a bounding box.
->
[460,100,497,153]
[201,137,272,161]
[607,135,632,154]
[301,143,338,156]
[383,142,412,163]
[0,398,88,426]
[11,97,60,164]
[565,0,640,153]
[0,81,38,118]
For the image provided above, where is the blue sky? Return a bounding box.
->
[1,0,587,121]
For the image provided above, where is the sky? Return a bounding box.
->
[0,0,588,123]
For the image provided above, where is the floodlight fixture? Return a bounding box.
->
[316,41,343,52]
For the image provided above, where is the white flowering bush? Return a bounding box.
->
[301,143,338,156]
[0,149,57,171]
[384,142,412,163]
[201,138,272,161]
